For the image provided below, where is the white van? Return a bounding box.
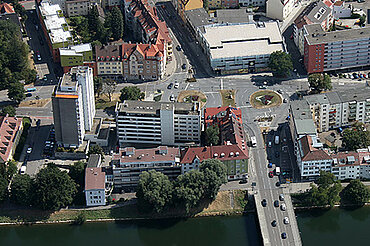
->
[275,135,280,145]
[20,165,27,174]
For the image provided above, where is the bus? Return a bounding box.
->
[26,87,36,92]
[251,136,257,147]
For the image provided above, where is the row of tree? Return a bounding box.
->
[299,171,370,207]
[136,159,227,213]
[3,162,86,210]
[70,6,124,45]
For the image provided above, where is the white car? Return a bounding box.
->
[26,147,32,154]
[170,95,175,101]
[280,203,286,211]
[268,141,272,148]
[174,82,179,89]
[283,217,290,224]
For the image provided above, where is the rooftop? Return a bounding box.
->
[185,7,212,28]
[118,100,200,115]
[0,3,15,14]
[213,9,253,24]
[55,66,91,97]
[201,22,284,59]
[85,167,105,190]
[87,154,102,168]
[299,135,330,161]
[290,100,317,136]
[113,146,180,164]
[0,115,22,163]
[305,87,370,105]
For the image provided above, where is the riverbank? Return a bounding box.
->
[0,190,249,226]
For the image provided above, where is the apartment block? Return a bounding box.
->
[266,0,298,21]
[111,146,181,191]
[116,101,201,146]
[293,1,333,55]
[0,115,23,164]
[95,43,123,80]
[198,22,284,74]
[65,0,93,17]
[208,0,238,9]
[304,24,370,73]
[52,66,95,147]
[85,154,106,206]
[239,0,265,7]
[305,87,370,132]
[60,43,95,74]
[36,0,73,62]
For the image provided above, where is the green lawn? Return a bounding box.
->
[220,90,235,107]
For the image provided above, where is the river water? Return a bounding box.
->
[0,207,369,246]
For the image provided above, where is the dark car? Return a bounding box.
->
[274,200,279,207]
[176,45,182,51]
[38,36,44,45]
[281,232,287,239]
[276,181,281,187]
[25,93,32,97]
[261,199,267,207]
[167,83,173,89]
[271,220,277,227]
[182,64,186,70]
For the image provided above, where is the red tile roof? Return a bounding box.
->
[181,144,248,164]
[113,146,180,163]
[299,135,331,161]
[0,115,22,163]
[85,167,105,190]
[0,3,15,14]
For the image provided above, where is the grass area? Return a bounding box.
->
[19,98,51,108]
[95,93,120,110]
[13,117,31,161]
[177,90,207,108]
[220,90,235,107]
[0,191,247,224]
[250,90,282,109]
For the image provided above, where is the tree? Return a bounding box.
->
[0,105,16,116]
[205,125,219,146]
[268,51,293,77]
[200,159,227,184]
[316,171,337,189]
[342,122,370,151]
[308,73,332,93]
[342,179,370,206]
[94,77,103,97]
[102,79,116,102]
[88,145,104,158]
[119,86,145,102]
[358,15,366,27]
[6,160,18,181]
[105,7,124,41]
[136,170,173,213]
[10,174,33,206]
[33,164,77,210]
[173,170,205,213]
[69,161,86,188]
[0,177,8,203]
[8,82,25,104]
[203,0,209,11]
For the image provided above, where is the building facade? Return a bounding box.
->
[65,0,92,17]
[95,42,124,80]
[52,66,95,147]
[239,0,265,7]
[174,0,203,22]
[303,24,370,73]
[0,115,23,164]
[111,146,181,191]
[116,101,201,146]
[198,22,285,74]
[266,0,298,21]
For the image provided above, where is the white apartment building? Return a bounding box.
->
[52,66,95,147]
[198,22,285,74]
[266,0,298,21]
[116,101,201,146]
[305,88,370,132]
[46,0,100,17]
[239,0,265,7]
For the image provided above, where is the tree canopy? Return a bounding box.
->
[136,170,173,213]
[205,125,220,146]
[342,122,370,151]
[341,179,370,206]
[268,51,293,77]
[88,145,104,158]
[308,73,332,93]
[103,78,116,102]
[8,82,25,104]
[10,174,33,206]
[93,76,103,97]
[0,105,16,116]
[105,7,124,41]
[119,86,145,102]
[33,164,77,210]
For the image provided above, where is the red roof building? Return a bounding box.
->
[0,115,23,164]
[85,167,106,206]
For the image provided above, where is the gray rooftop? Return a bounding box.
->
[305,93,329,105]
[87,154,102,168]
[118,101,200,115]
[213,9,253,24]
[306,1,331,26]
[305,24,370,45]
[185,8,212,28]
[305,87,370,105]
[291,100,317,136]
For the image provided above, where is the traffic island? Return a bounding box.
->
[250,90,282,109]
[220,89,235,107]
[177,90,207,108]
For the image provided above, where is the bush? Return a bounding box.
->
[73,212,86,225]
[13,117,31,161]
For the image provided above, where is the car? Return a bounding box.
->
[275,151,280,158]
[268,141,272,148]
[170,95,175,101]
[279,194,285,201]
[182,64,186,70]
[281,232,287,239]
[274,200,279,207]
[268,171,274,178]
[261,199,267,207]
[353,73,359,79]
[359,74,364,79]
[35,24,39,30]
[283,217,290,224]
[271,220,277,227]
[283,138,287,142]
[174,82,179,89]
[277,89,282,94]
[280,203,286,211]
[26,147,32,154]
[36,51,41,61]
[259,85,267,89]
[349,74,354,79]
[25,93,32,97]
[239,179,248,184]
[283,98,288,103]
[363,74,368,79]
[176,45,182,51]
[167,83,173,89]
[276,181,281,187]
[268,163,273,168]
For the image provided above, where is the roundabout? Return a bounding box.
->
[177,90,207,108]
[249,90,282,109]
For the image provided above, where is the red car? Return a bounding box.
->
[269,171,274,178]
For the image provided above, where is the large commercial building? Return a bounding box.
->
[305,87,370,132]
[36,1,73,62]
[0,115,23,164]
[116,101,201,146]
[198,22,285,74]
[111,146,181,191]
[266,0,298,21]
[52,66,95,147]
[303,24,370,73]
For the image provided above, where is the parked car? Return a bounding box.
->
[181,64,186,70]
[363,74,368,79]
[25,93,32,97]
[176,45,181,51]
[268,163,273,168]
[36,51,41,61]
[281,232,287,239]
[279,194,285,201]
[280,203,286,211]
[167,83,173,89]
[359,74,364,79]
[174,82,179,89]
[276,181,281,187]
[274,200,279,207]
[275,151,280,158]
[170,95,175,101]
[283,217,290,224]
[269,171,274,178]
[271,220,277,227]
[26,147,32,154]
[268,141,272,148]
[261,199,267,207]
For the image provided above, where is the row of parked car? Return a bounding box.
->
[329,72,370,80]
[43,128,55,157]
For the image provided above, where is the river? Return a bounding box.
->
[0,207,369,246]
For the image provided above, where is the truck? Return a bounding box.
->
[251,136,257,147]
[275,167,281,176]
[275,135,280,145]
